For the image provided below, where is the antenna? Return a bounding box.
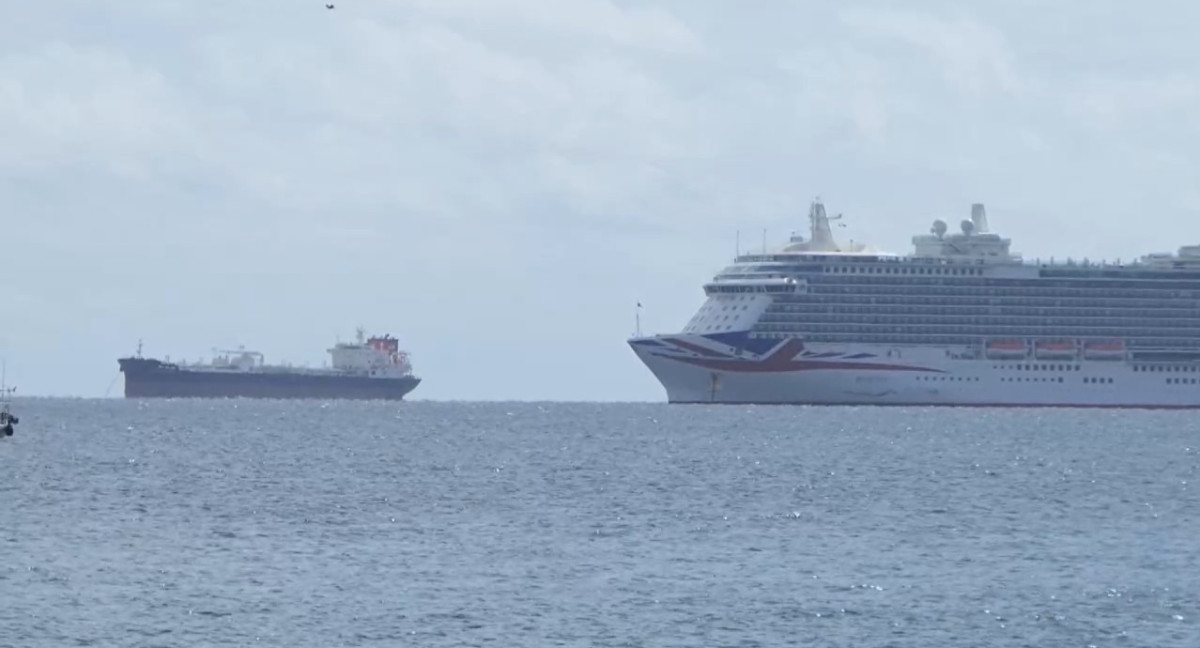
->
[0,360,11,401]
[762,228,767,254]
[735,229,740,258]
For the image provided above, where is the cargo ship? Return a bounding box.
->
[118,329,421,400]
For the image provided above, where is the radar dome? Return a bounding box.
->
[960,219,975,236]
[930,219,948,239]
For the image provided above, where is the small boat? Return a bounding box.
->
[1083,339,1127,360]
[985,339,1027,359]
[1,386,17,437]
[1035,339,1078,359]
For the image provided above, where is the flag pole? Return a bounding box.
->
[635,301,642,337]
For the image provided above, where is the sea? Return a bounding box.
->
[2,399,1197,647]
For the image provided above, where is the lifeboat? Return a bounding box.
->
[1083,339,1126,360]
[1034,339,1078,359]
[985,339,1027,359]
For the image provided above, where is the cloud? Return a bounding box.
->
[1062,75,1200,132]
[2,1,1200,399]
[402,0,703,57]
[839,7,1023,96]
[0,42,198,178]
[167,5,705,234]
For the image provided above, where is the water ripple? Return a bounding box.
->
[1,399,1197,646]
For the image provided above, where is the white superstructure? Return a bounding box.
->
[327,329,414,378]
[174,328,415,378]
[629,200,1200,407]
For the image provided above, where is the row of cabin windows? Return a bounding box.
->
[752,323,1200,338]
[705,285,793,294]
[740,331,1200,348]
[693,305,751,316]
[1000,364,1081,372]
[787,333,1200,348]
[758,312,1200,327]
[766,303,1200,317]
[918,376,1123,384]
[723,260,1200,282]
[806,276,1200,289]
[898,373,1193,385]
[756,251,1177,266]
[808,276,1200,290]
[793,310,1200,322]
[783,294,1200,309]
[812,285,1198,299]
[827,266,983,276]
[1134,365,1200,372]
[754,320,1200,332]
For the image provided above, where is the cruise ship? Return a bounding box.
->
[629,200,1200,407]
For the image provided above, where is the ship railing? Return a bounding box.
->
[1026,257,1150,268]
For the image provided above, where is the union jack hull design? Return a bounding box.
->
[630,332,938,374]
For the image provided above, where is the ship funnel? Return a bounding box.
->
[806,198,840,252]
[971,203,989,233]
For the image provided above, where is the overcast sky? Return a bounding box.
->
[3,0,1199,400]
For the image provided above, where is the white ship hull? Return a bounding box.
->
[630,335,1200,408]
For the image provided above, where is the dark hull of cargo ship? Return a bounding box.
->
[118,357,420,400]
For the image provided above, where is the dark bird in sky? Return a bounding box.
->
[326,3,334,8]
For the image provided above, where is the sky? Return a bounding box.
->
[2,0,1199,400]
